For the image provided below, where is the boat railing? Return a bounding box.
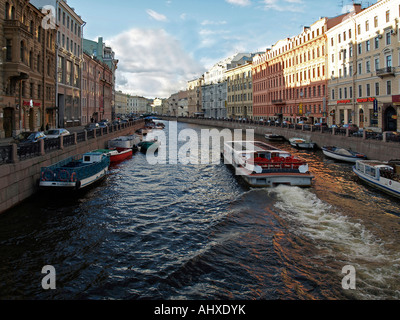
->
[247,158,307,170]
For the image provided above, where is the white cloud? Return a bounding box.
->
[225,0,251,6]
[109,28,205,98]
[201,20,227,26]
[262,0,304,12]
[146,9,168,22]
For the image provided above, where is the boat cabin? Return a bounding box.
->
[83,152,105,164]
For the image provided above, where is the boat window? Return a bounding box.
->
[365,166,377,178]
[84,156,91,162]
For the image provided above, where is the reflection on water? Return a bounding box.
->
[0,121,399,300]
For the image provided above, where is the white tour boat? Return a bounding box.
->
[223,140,314,188]
[353,160,400,199]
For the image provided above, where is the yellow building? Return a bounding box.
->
[225,62,253,119]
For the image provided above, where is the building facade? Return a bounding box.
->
[32,0,85,128]
[225,61,253,119]
[115,90,128,116]
[81,52,113,124]
[327,0,400,132]
[0,0,57,138]
[187,77,203,117]
[83,37,118,120]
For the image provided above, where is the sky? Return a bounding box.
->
[64,0,365,99]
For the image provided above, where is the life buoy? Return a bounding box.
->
[71,172,78,182]
[58,170,70,182]
[41,169,54,181]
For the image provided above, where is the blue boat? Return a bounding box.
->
[39,152,110,190]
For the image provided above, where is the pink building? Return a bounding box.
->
[82,52,113,124]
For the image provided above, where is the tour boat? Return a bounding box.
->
[94,148,133,164]
[223,140,314,188]
[322,146,367,163]
[353,160,400,199]
[39,152,110,190]
[265,133,285,142]
[289,138,316,149]
[108,134,141,151]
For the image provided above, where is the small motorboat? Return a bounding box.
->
[353,160,400,199]
[265,133,285,142]
[138,139,161,153]
[322,146,367,163]
[289,138,316,149]
[108,135,141,151]
[95,148,133,164]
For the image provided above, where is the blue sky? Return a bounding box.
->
[64,0,361,99]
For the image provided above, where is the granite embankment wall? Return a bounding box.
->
[0,120,144,215]
[162,117,400,162]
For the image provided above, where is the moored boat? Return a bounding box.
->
[223,140,314,188]
[138,139,161,153]
[39,152,110,190]
[289,138,316,149]
[353,160,400,199]
[322,146,367,163]
[108,134,141,151]
[265,133,285,141]
[95,148,133,163]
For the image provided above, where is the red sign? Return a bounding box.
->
[393,95,400,104]
[23,100,41,107]
[337,100,351,104]
[357,97,376,103]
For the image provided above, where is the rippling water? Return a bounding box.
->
[1,121,400,300]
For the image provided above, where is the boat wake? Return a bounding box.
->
[267,185,400,300]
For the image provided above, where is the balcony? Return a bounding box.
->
[377,67,395,78]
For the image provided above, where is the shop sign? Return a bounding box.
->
[23,100,41,107]
[393,95,400,106]
[337,100,351,104]
[356,97,376,103]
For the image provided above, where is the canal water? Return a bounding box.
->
[0,121,400,300]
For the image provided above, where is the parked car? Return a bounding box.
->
[314,122,328,128]
[85,123,100,131]
[45,129,70,139]
[13,132,34,144]
[18,132,47,145]
[342,124,359,133]
[98,122,108,129]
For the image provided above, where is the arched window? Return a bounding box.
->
[11,6,15,19]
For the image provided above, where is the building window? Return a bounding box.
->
[6,39,12,61]
[387,81,392,95]
[358,43,362,54]
[375,82,380,96]
[20,41,25,62]
[375,36,380,49]
[386,10,390,23]
[366,60,371,73]
[366,84,371,97]
[386,55,392,68]
[386,32,391,45]
[366,40,370,52]
[358,85,362,98]
[358,62,362,74]
[374,16,378,28]
[375,57,380,70]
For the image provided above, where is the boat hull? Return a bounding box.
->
[323,149,365,163]
[353,166,400,199]
[40,167,108,190]
[109,149,133,163]
[290,141,316,149]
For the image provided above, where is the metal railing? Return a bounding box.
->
[0,119,144,165]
